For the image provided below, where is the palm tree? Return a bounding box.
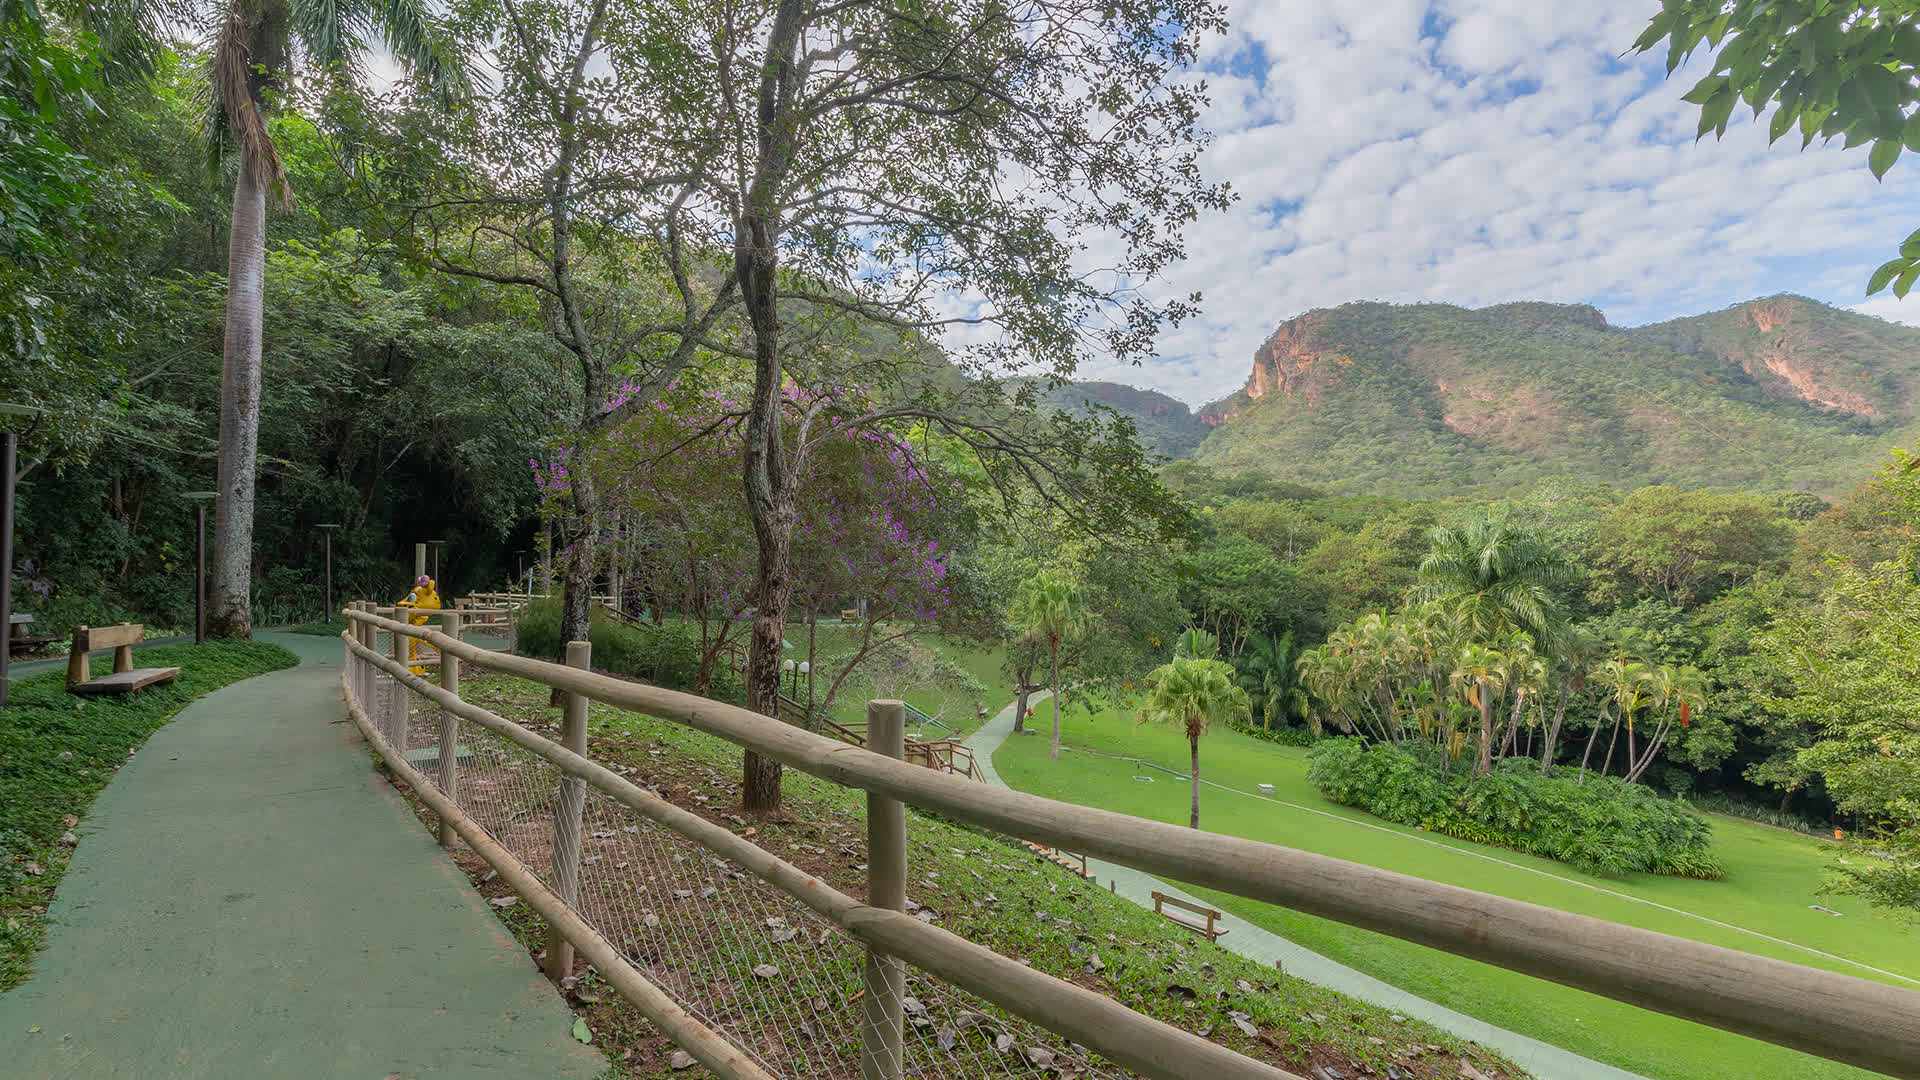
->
[1141,652,1249,829]
[102,0,467,635]
[1450,643,1509,776]
[1238,630,1303,730]
[1415,512,1573,655]
[1010,569,1086,760]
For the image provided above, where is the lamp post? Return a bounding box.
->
[183,491,217,644]
[427,539,446,585]
[783,658,796,700]
[316,524,341,625]
[799,661,811,711]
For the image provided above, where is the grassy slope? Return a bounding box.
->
[0,640,301,991]
[413,673,1528,1079]
[805,626,1009,739]
[996,701,1915,1080]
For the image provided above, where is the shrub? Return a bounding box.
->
[1305,740,1723,879]
[513,598,729,698]
[1225,716,1320,747]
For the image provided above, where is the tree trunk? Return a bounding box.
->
[1189,728,1201,829]
[1600,710,1623,778]
[734,0,804,814]
[209,165,267,639]
[1539,678,1570,776]
[1578,707,1606,782]
[1048,639,1062,760]
[1012,664,1035,733]
[1475,677,1495,776]
[558,467,598,653]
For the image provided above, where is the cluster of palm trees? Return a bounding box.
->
[1296,513,1707,782]
[1010,569,1250,829]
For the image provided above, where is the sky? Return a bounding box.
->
[1075,2,1920,406]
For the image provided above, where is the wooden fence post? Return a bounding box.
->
[438,611,463,847]
[388,611,410,753]
[861,699,907,1080]
[546,639,591,981]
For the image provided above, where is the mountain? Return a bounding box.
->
[1156,295,1920,498]
[1040,381,1211,459]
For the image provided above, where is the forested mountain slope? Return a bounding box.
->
[1066,296,1920,497]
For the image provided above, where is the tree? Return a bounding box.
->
[1633,2,1920,296]
[1589,486,1793,607]
[1416,511,1573,652]
[133,0,469,637]
[1140,652,1248,828]
[1011,570,1087,761]
[382,0,747,653]
[664,0,1223,810]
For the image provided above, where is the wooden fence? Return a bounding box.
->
[339,606,1920,1080]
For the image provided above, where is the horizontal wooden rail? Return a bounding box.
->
[343,628,1298,1080]
[348,610,1920,1079]
[338,659,777,1080]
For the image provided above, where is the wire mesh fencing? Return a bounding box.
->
[346,643,1131,1079]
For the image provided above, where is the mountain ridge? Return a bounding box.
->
[1063,295,1920,496]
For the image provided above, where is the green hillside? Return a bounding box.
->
[1040,381,1211,459]
[1173,296,1918,497]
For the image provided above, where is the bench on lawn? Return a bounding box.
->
[1151,890,1228,942]
[66,623,179,696]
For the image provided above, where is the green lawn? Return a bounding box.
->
[996,701,1916,1080]
[803,626,1008,740]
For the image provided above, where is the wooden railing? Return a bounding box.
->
[340,606,1920,1080]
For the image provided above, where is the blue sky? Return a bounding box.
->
[1072,2,1920,406]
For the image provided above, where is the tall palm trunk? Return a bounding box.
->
[1475,676,1495,776]
[1188,724,1201,829]
[1600,709,1624,778]
[1047,634,1062,760]
[210,164,266,638]
[1578,706,1607,782]
[1539,677,1571,776]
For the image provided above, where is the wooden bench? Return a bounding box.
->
[1151,890,1228,942]
[66,623,179,696]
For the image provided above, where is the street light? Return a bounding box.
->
[316,524,341,625]
[427,539,446,585]
[183,491,218,644]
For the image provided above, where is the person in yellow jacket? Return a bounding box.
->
[395,574,442,674]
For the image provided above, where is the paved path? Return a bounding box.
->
[0,632,606,1079]
[967,695,1645,1080]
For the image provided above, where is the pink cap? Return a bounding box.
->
[416,575,431,586]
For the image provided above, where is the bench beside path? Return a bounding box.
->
[0,631,606,1079]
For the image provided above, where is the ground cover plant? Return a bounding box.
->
[994,703,1920,1080]
[381,670,1528,1079]
[0,640,299,991]
[1305,739,1722,878]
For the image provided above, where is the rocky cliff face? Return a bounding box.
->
[1198,312,1344,425]
[1740,299,1876,415]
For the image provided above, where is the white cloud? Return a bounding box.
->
[1075,1,1920,406]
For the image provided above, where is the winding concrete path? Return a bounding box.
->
[967,694,1646,1080]
[0,632,605,1079]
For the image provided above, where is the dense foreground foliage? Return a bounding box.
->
[1306,740,1722,879]
[1,641,299,989]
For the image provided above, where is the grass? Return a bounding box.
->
[994,700,1918,1080]
[387,671,1530,1079]
[0,640,300,991]
[796,625,1010,740]
[289,616,350,636]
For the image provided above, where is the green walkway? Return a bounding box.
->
[967,694,1645,1080]
[0,632,606,1079]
